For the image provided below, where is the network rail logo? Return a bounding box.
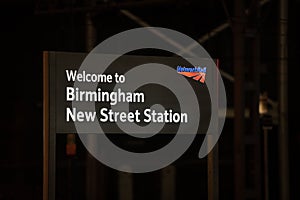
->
[177,66,207,83]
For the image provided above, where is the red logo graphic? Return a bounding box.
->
[177,66,206,83]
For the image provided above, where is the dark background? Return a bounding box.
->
[0,0,300,200]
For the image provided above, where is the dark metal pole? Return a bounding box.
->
[278,0,290,199]
[85,12,97,52]
[263,127,270,200]
[233,0,245,199]
[208,142,219,200]
[84,2,103,200]
[248,1,262,199]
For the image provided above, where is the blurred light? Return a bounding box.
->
[259,92,268,115]
[66,133,76,156]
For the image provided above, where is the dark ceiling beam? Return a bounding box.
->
[34,0,194,15]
